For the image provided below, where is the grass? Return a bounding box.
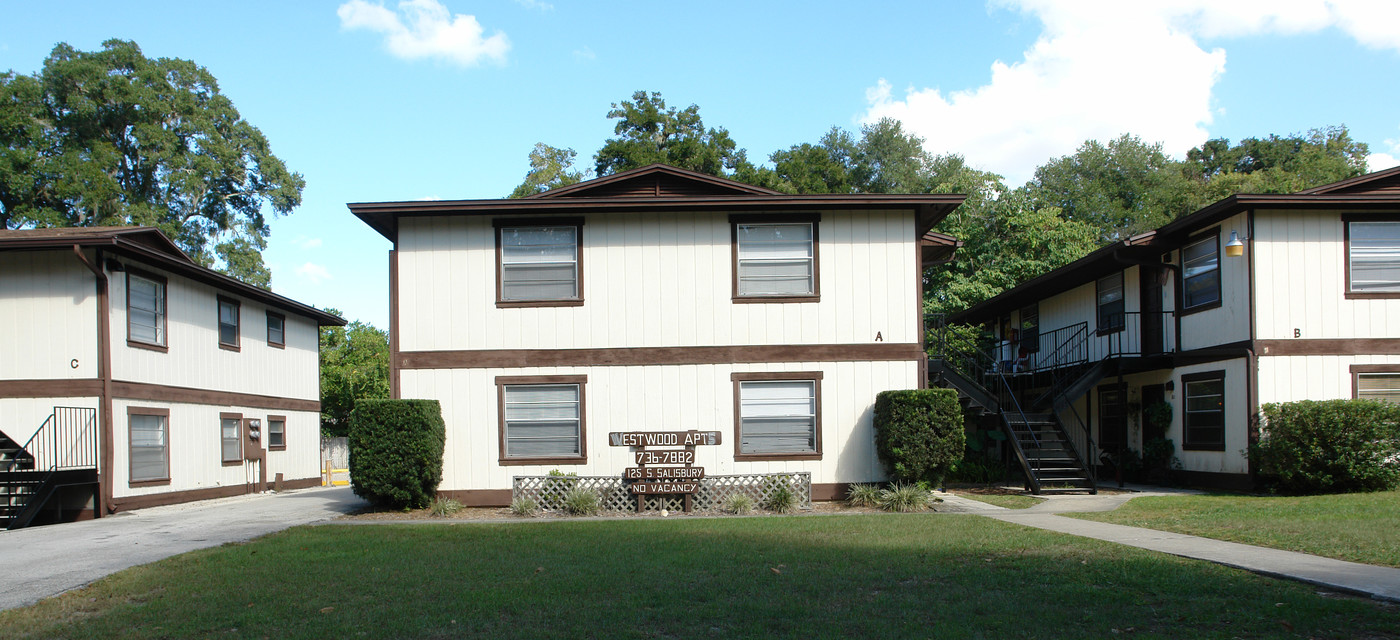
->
[957,492,1047,509]
[1,516,1395,639]
[1069,490,1400,567]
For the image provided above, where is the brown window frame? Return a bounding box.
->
[217,296,241,351]
[495,374,588,465]
[1350,364,1400,403]
[1343,214,1400,299]
[128,406,171,487]
[220,411,244,465]
[1181,371,1226,451]
[1179,228,1223,315]
[266,311,286,349]
[126,268,168,353]
[493,217,585,308]
[731,371,824,461]
[267,414,287,451]
[730,213,821,303]
[1096,271,1125,335]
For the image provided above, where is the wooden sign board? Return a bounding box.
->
[635,450,694,466]
[625,466,704,480]
[629,481,700,495]
[609,431,722,447]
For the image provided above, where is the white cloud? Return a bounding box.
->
[338,0,509,67]
[295,262,333,285]
[862,0,1400,186]
[513,0,554,12]
[1370,153,1400,170]
[573,46,596,62]
[296,236,323,250]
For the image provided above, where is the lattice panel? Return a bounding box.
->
[512,472,811,513]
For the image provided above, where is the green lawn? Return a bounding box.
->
[1,515,1395,639]
[1069,490,1400,567]
[953,492,1046,509]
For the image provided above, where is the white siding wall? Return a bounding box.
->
[1253,209,1400,341]
[108,262,320,400]
[110,399,321,499]
[0,252,98,380]
[1171,358,1250,475]
[0,397,99,447]
[396,210,918,351]
[1178,214,1251,351]
[1256,354,1400,406]
[405,360,918,491]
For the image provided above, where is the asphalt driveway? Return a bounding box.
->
[0,486,366,611]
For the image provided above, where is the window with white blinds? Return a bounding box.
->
[1349,221,1400,293]
[1182,234,1221,309]
[736,223,814,296]
[500,226,579,301]
[129,412,168,482]
[221,416,242,463]
[128,273,166,346]
[1358,373,1400,404]
[504,384,582,458]
[739,380,817,454]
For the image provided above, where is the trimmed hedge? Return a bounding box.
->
[873,389,966,484]
[1251,399,1400,494]
[349,399,446,509]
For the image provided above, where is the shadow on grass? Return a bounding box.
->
[2,515,1395,639]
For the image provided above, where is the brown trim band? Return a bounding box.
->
[811,482,851,502]
[110,380,320,412]
[110,476,322,512]
[0,379,103,398]
[1255,338,1400,356]
[400,343,923,370]
[436,489,513,507]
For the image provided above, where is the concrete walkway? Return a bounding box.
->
[0,486,366,611]
[940,486,1400,603]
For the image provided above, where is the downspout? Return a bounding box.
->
[389,245,400,399]
[1245,209,1259,487]
[72,245,114,516]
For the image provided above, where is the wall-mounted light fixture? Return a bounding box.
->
[1225,230,1246,257]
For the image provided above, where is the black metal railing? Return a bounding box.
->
[1089,311,1176,361]
[20,407,98,472]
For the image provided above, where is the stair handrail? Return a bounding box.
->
[18,407,98,472]
[1041,325,1100,490]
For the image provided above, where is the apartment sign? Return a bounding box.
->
[610,430,719,508]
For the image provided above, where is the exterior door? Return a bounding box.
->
[1140,266,1164,355]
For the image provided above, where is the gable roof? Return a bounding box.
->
[0,226,345,326]
[950,166,1400,324]
[350,163,966,243]
[528,163,783,199]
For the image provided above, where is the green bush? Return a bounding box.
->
[763,476,798,514]
[510,496,540,517]
[1251,399,1400,494]
[876,483,931,512]
[723,493,755,515]
[846,483,881,507]
[562,487,601,516]
[348,399,446,509]
[873,389,966,485]
[428,497,463,517]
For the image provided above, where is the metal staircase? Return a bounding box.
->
[1,407,99,529]
[927,316,1097,495]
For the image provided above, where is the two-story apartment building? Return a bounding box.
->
[350,164,964,505]
[945,166,1400,490]
[0,227,344,527]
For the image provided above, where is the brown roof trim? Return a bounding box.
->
[0,226,345,327]
[350,193,965,242]
[920,230,962,264]
[528,163,783,199]
[1298,164,1400,194]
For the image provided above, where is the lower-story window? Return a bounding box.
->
[1182,371,1226,451]
[267,415,287,450]
[497,375,587,464]
[733,371,823,461]
[129,407,169,485]
[221,413,243,464]
[1356,372,1400,404]
[1097,385,1128,451]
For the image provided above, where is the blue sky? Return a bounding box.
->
[3,0,1399,329]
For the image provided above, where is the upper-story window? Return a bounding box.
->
[266,311,286,348]
[732,214,819,302]
[127,271,167,350]
[1182,232,1221,311]
[218,296,240,351]
[495,218,583,307]
[1346,218,1400,297]
[1096,272,1125,333]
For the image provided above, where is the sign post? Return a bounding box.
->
[609,430,721,513]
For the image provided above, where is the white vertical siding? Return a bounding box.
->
[1256,354,1400,406]
[0,252,98,380]
[0,397,100,447]
[396,210,919,352]
[1253,209,1400,341]
[109,263,320,400]
[1177,213,1251,350]
[404,360,918,492]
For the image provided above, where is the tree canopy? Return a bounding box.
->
[0,39,304,287]
[319,311,390,437]
[593,90,749,177]
[508,143,586,198]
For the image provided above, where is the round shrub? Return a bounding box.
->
[873,389,966,485]
[348,399,446,509]
[1251,399,1400,494]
